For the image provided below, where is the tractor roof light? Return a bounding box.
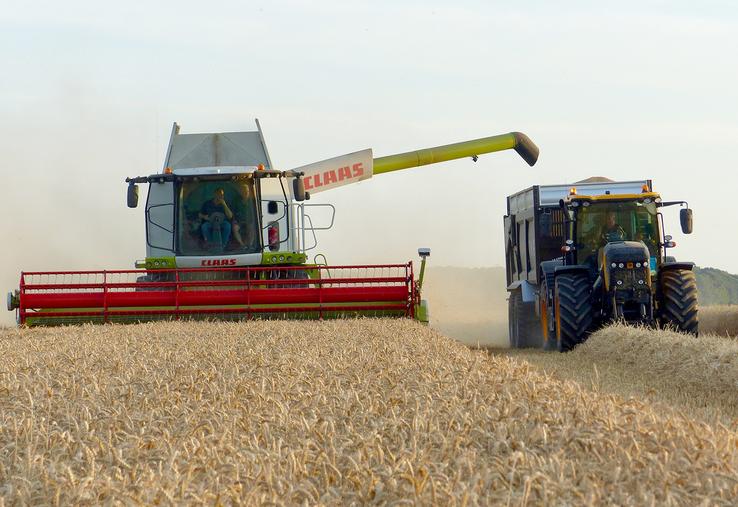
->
[257,164,265,171]
[569,187,577,195]
[164,167,173,174]
[641,184,649,193]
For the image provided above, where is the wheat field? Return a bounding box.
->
[1,319,737,505]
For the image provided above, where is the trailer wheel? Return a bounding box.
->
[554,273,593,352]
[660,269,699,336]
[540,279,556,351]
[508,290,542,349]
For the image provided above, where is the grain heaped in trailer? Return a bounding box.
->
[7,122,538,326]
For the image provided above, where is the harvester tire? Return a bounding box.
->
[554,273,593,352]
[508,290,542,349]
[660,269,699,336]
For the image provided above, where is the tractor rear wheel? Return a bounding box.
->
[554,273,593,352]
[660,269,699,335]
[508,290,542,348]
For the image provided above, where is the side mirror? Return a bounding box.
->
[680,208,693,234]
[293,177,306,202]
[127,184,139,208]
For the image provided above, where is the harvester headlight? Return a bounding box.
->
[618,263,624,268]
[279,255,285,261]
[636,262,641,268]
[611,262,617,268]
[154,260,160,266]
[638,279,645,285]
[582,201,590,207]
[616,280,623,285]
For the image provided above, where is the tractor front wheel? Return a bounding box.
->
[554,273,593,352]
[660,269,699,335]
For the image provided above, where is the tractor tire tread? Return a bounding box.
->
[555,273,593,352]
[661,269,699,335]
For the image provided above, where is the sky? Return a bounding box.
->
[1,1,737,324]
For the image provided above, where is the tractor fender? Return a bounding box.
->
[660,261,694,273]
[507,280,537,303]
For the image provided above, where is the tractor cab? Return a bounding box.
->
[565,191,662,275]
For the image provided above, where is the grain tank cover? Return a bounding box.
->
[163,121,273,171]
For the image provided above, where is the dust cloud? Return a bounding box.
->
[0,96,156,326]
[424,266,509,347]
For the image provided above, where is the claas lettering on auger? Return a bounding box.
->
[504,177,697,352]
[7,120,538,327]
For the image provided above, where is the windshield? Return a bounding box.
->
[575,200,659,265]
[177,178,260,255]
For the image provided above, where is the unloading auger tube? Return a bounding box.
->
[7,127,539,327]
[294,131,539,195]
[373,132,539,174]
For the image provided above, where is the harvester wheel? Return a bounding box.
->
[660,269,699,336]
[508,290,542,348]
[554,273,593,352]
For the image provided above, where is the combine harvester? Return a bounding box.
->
[8,122,538,326]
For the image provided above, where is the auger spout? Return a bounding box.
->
[373,132,539,175]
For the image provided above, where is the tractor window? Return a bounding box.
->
[176,179,260,255]
[575,200,659,266]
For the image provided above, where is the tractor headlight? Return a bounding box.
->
[611,262,617,268]
[616,280,623,285]
[618,263,624,268]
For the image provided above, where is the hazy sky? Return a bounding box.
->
[1,1,737,324]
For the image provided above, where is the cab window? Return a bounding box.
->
[575,201,659,265]
[176,179,260,255]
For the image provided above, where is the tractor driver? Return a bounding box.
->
[600,211,626,244]
[199,188,246,249]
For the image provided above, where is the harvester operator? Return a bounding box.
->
[199,188,246,249]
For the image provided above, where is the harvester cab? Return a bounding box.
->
[9,121,539,326]
[125,121,324,270]
[505,178,698,353]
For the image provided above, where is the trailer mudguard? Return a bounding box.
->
[554,265,590,277]
[507,280,537,303]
